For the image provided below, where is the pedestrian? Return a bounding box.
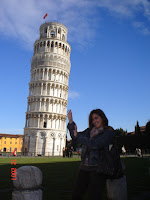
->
[122,145,126,156]
[136,148,141,157]
[78,149,81,157]
[13,149,17,156]
[67,109,115,200]
[63,147,65,158]
[69,147,73,157]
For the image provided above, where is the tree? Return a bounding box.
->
[145,120,150,135]
[135,121,141,135]
[115,128,127,136]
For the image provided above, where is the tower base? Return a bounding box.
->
[23,128,66,156]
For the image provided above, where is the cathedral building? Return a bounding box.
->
[23,22,71,156]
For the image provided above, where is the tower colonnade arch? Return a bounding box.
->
[28,82,69,100]
[34,39,71,58]
[31,53,71,73]
[25,113,66,130]
[27,97,67,114]
[30,68,69,85]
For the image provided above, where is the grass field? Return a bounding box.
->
[0,156,150,200]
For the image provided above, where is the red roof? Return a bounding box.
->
[0,133,23,138]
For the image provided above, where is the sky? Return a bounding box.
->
[0,0,150,138]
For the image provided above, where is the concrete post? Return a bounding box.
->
[12,166,43,200]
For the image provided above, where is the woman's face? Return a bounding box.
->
[92,113,103,129]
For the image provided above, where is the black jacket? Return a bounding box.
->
[67,122,115,167]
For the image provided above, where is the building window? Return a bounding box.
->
[4,141,6,144]
[58,28,61,34]
[15,142,17,144]
[62,34,65,41]
[5,137,6,139]
[43,121,47,128]
[44,27,47,34]
[10,142,12,144]
[51,31,55,38]
[47,41,50,47]
[10,138,12,140]
[10,147,12,152]
[51,41,54,48]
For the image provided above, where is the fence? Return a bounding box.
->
[1,149,150,157]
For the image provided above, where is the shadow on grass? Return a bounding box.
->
[0,160,81,200]
[0,157,150,200]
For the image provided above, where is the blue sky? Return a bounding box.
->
[0,0,150,137]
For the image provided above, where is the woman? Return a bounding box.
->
[67,109,115,200]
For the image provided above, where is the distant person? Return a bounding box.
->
[122,145,126,156]
[136,148,141,157]
[69,147,73,157]
[13,150,17,156]
[67,109,115,200]
[78,149,81,157]
[63,147,65,158]
[65,147,69,157]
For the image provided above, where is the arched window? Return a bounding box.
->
[51,31,55,38]
[51,41,54,48]
[43,121,47,128]
[62,34,65,41]
[47,41,50,47]
[44,27,47,34]
[40,42,42,47]
[43,41,46,46]
[58,28,61,34]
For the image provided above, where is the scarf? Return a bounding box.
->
[90,127,104,138]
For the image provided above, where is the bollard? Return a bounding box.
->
[12,166,43,200]
[106,176,128,200]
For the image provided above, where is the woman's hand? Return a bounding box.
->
[67,110,77,137]
[67,109,73,124]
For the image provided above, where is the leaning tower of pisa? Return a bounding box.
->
[23,22,71,156]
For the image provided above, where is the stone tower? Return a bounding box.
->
[23,22,71,156]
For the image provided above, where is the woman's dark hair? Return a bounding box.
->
[89,109,108,129]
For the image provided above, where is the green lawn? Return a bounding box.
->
[0,157,150,200]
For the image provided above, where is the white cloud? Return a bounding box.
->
[97,0,150,18]
[0,0,98,49]
[68,91,80,99]
[133,21,150,35]
[0,0,150,49]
